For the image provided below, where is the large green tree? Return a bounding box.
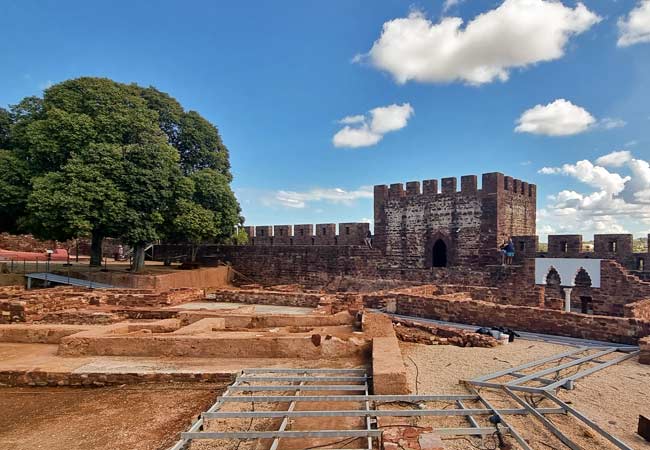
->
[2,77,241,271]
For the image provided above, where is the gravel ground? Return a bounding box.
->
[400,340,650,450]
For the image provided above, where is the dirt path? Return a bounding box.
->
[0,383,226,450]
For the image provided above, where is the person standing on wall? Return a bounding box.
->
[364,230,373,249]
[505,238,515,265]
[499,240,508,265]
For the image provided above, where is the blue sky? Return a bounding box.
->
[1,0,649,240]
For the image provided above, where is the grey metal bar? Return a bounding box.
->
[242,368,367,374]
[220,394,478,402]
[510,372,556,385]
[230,385,366,391]
[542,391,634,450]
[269,372,307,450]
[239,375,368,382]
[363,376,372,450]
[506,348,617,387]
[472,346,589,382]
[203,408,566,419]
[434,427,510,436]
[467,385,533,450]
[502,387,581,450]
[182,430,383,439]
[543,350,640,391]
[456,399,481,434]
[469,380,546,394]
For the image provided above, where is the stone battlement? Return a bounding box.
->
[511,233,649,271]
[373,172,536,200]
[242,222,370,246]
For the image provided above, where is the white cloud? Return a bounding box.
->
[618,0,650,47]
[442,0,464,13]
[538,152,650,237]
[599,117,626,130]
[515,99,596,136]
[595,150,632,167]
[333,103,414,148]
[338,114,365,125]
[266,186,374,209]
[332,126,382,148]
[369,104,414,134]
[357,1,600,85]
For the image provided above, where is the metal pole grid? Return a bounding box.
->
[501,386,581,450]
[268,371,307,450]
[466,385,533,450]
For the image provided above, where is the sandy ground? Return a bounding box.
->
[169,301,315,315]
[0,383,226,450]
[400,340,650,450]
[560,357,650,450]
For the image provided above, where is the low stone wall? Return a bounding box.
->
[212,288,323,308]
[0,324,91,343]
[57,319,369,359]
[384,290,650,344]
[66,266,233,290]
[393,318,498,348]
[641,337,650,365]
[179,310,355,328]
[0,286,204,323]
[624,298,650,320]
[363,313,409,395]
[0,370,234,387]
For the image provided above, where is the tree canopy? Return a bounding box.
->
[1,77,241,270]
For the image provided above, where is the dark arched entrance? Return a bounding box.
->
[432,239,447,267]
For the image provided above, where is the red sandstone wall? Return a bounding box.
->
[625,298,650,320]
[0,233,62,252]
[54,266,232,290]
[385,291,650,344]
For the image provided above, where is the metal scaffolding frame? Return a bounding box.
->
[469,346,639,394]
[170,346,640,450]
[465,345,639,450]
[170,368,582,450]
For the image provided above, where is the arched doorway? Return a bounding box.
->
[432,239,447,267]
[574,268,593,314]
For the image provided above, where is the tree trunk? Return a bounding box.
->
[132,244,146,273]
[191,244,198,262]
[90,233,103,267]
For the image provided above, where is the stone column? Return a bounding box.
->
[564,287,572,312]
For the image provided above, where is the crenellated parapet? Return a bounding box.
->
[373,172,536,201]
[244,222,370,246]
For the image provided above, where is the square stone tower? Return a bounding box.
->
[373,172,536,268]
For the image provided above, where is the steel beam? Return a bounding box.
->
[506,348,617,387]
[242,368,367,374]
[219,394,478,402]
[239,375,368,382]
[203,408,565,419]
[502,387,581,450]
[467,385,533,450]
[542,350,639,391]
[471,346,589,382]
[230,385,366,391]
[182,430,383,439]
[542,392,634,450]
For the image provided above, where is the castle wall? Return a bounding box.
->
[374,172,535,268]
[246,222,368,246]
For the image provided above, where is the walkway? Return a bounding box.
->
[25,272,115,289]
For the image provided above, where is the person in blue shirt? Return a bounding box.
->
[505,238,515,265]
